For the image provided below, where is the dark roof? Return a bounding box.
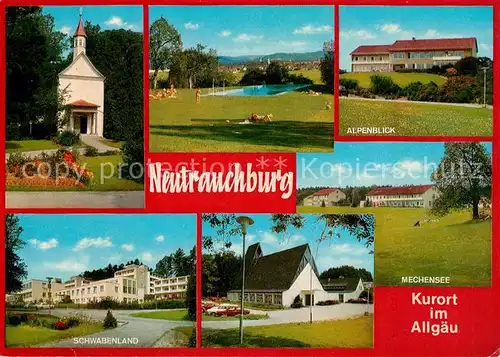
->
[350,45,392,55]
[320,277,361,293]
[69,99,99,108]
[243,243,310,291]
[391,37,477,52]
[311,188,342,197]
[367,185,434,196]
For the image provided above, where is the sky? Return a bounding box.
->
[43,5,143,36]
[17,214,196,282]
[340,6,493,71]
[297,142,493,189]
[203,214,373,275]
[149,6,334,57]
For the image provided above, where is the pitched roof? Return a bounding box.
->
[350,45,392,55]
[74,15,86,37]
[242,243,310,291]
[367,185,434,196]
[391,37,477,52]
[320,277,361,293]
[68,99,100,108]
[311,188,342,197]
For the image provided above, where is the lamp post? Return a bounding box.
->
[309,241,321,324]
[46,277,53,316]
[481,67,489,108]
[236,216,254,345]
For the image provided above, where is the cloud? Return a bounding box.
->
[72,237,112,251]
[59,26,72,35]
[142,252,154,262]
[330,243,367,256]
[43,257,88,272]
[155,235,165,242]
[184,22,199,30]
[293,25,333,35]
[104,16,135,30]
[278,40,307,48]
[261,231,278,245]
[233,34,264,42]
[218,30,232,37]
[340,30,376,40]
[378,23,401,34]
[29,238,58,250]
[480,43,492,52]
[424,29,462,39]
[121,244,134,252]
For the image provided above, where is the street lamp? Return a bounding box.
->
[46,277,53,316]
[309,241,321,324]
[236,216,254,345]
[481,67,489,108]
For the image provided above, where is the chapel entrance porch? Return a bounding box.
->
[68,99,100,136]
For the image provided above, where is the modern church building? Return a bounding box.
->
[58,11,105,136]
[227,243,365,307]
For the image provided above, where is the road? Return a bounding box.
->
[202,303,373,329]
[42,308,193,347]
[6,191,144,208]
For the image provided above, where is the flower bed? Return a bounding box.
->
[6,149,93,188]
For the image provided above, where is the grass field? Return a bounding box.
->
[340,98,492,136]
[340,72,447,88]
[149,87,333,152]
[202,315,373,347]
[6,139,60,153]
[100,139,124,149]
[297,206,491,286]
[6,314,104,347]
[291,69,323,84]
[7,154,144,192]
[130,309,189,321]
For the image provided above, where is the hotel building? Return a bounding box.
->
[6,278,64,303]
[303,188,347,207]
[364,185,439,209]
[350,37,477,72]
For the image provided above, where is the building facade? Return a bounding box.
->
[350,37,477,72]
[6,278,64,304]
[365,185,439,209]
[58,12,105,136]
[303,188,347,207]
[227,243,366,307]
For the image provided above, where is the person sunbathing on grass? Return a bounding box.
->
[249,113,273,122]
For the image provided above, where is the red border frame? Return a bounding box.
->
[1,1,497,356]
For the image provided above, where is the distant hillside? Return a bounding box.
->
[218,51,324,65]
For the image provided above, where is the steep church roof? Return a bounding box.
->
[74,15,86,37]
[320,277,361,293]
[235,243,319,292]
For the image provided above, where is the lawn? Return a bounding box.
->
[340,72,446,88]
[6,319,104,347]
[6,139,60,153]
[340,98,492,136]
[130,310,189,321]
[7,154,144,192]
[149,88,333,152]
[291,69,322,84]
[100,138,124,149]
[297,206,491,287]
[202,315,373,347]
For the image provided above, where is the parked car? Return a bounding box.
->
[206,305,230,316]
[222,307,250,317]
[201,300,218,313]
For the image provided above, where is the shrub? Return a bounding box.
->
[103,310,118,329]
[56,130,80,147]
[6,123,22,141]
[287,73,314,85]
[418,82,440,102]
[53,320,68,330]
[316,300,339,306]
[290,295,303,309]
[404,81,423,101]
[370,75,401,96]
[355,87,376,99]
[66,316,81,328]
[6,314,21,326]
[339,78,359,92]
[84,146,98,157]
[439,76,481,103]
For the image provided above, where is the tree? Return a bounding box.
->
[184,44,218,89]
[149,17,182,89]
[185,273,196,321]
[5,214,27,293]
[265,62,289,84]
[454,56,479,76]
[6,6,68,139]
[239,67,266,86]
[201,214,241,251]
[431,143,492,220]
[351,188,361,207]
[319,265,373,282]
[155,255,173,277]
[320,40,334,93]
[103,310,118,329]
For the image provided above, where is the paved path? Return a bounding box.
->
[80,135,120,153]
[42,309,193,348]
[6,191,144,208]
[202,304,373,329]
[342,95,493,109]
[6,147,86,160]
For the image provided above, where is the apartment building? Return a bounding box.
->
[365,185,439,209]
[350,37,477,72]
[53,264,189,303]
[6,278,64,303]
[303,188,347,207]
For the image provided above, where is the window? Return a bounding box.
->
[379,56,383,61]
[363,57,367,61]
[355,56,358,61]
[371,56,374,61]
[100,285,104,292]
[82,289,85,295]
[87,287,90,294]
[391,52,405,59]
[115,286,119,293]
[93,287,97,294]
[42,292,46,298]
